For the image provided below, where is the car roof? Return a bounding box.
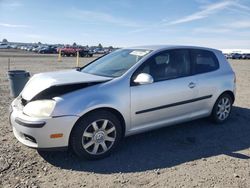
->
[126,45,220,52]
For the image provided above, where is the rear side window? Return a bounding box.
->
[132,49,191,82]
[191,49,219,74]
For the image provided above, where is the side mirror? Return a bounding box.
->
[134,73,154,85]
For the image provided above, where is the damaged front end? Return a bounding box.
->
[13,81,106,120]
[20,81,105,107]
[31,82,102,101]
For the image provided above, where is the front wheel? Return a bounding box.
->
[211,93,233,123]
[70,110,123,160]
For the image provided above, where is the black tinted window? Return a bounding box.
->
[135,49,191,82]
[191,49,219,74]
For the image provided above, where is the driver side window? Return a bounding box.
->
[134,49,191,82]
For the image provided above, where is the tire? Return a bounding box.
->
[211,93,233,124]
[70,110,123,160]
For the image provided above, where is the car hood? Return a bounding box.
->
[21,70,112,101]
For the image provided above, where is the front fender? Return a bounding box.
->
[51,79,131,131]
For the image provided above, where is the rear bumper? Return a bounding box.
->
[10,102,79,149]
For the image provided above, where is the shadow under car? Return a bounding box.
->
[38,106,250,174]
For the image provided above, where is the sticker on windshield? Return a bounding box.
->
[130,50,150,56]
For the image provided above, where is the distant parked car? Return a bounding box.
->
[33,46,45,52]
[96,50,106,54]
[32,47,39,52]
[27,46,34,51]
[59,46,93,57]
[59,46,77,56]
[223,53,230,59]
[38,46,57,54]
[79,48,94,57]
[231,53,242,59]
[0,43,10,49]
[10,45,236,160]
[242,53,250,59]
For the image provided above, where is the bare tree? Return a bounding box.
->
[98,43,103,49]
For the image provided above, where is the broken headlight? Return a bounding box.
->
[23,100,56,118]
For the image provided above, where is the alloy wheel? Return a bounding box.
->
[82,119,116,155]
[216,97,231,121]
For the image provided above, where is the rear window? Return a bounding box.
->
[191,49,219,74]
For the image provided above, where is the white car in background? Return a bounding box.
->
[0,43,10,49]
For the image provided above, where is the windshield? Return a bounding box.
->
[81,49,151,77]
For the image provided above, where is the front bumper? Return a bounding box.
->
[10,99,79,149]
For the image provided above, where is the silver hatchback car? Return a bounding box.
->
[10,45,236,159]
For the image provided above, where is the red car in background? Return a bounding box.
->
[58,46,93,57]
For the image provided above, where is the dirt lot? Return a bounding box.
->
[0,49,250,188]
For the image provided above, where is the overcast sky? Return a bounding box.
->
[0,0,250,48]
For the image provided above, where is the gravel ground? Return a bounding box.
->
[0,49,250,188]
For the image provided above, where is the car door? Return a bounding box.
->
[189,49,220,114]
[129,49,200,133]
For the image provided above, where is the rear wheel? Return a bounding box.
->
[70,110,123,160]
[211,93,233,123]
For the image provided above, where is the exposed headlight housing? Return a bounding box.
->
[23,100,56,118]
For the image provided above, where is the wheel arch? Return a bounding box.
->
[69,107,126,144]
[211,90,235,114]
[219,90,235,103]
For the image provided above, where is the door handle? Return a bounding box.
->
[188,82,196,89]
